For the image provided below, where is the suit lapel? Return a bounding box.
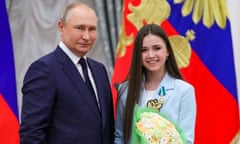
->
[160,73,175,103]
[87,58,107,122]
[54,47,101,121]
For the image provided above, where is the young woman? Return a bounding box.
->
[114,24,196,144]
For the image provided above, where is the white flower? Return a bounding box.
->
[135,112,184,144]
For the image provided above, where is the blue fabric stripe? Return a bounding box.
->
[168,0,237,100]
[0,0,19,119]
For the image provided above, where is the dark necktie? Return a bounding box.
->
[79,58,99,108]
[79,58,96,96]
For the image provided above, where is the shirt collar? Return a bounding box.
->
[59,41,86,65]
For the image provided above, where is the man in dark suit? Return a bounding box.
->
[20,2,114,144]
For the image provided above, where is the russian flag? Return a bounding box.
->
[0,0,20,143]
[111,0,240,143]
[167,0,239,143]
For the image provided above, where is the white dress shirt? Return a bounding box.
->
[59,41,100,107]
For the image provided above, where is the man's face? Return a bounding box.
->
[58,5,98,57]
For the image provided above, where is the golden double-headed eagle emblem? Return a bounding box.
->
[117,0,229,68]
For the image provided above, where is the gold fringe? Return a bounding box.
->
[231,131,240,144]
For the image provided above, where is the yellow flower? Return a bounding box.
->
[136,112,184,144]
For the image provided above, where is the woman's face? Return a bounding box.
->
[141,33,169,73]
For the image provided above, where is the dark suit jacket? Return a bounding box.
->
[20,47,114,144]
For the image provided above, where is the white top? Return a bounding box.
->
[139,89,157,106]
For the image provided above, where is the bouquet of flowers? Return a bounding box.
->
[132,105,186,144]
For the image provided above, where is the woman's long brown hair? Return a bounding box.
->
[123,24,182,143]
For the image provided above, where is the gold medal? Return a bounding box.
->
[147,96,166,111]
[146,86,166,111]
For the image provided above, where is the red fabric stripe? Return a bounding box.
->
[162,20,239,143]
[181,51,239,143]
[111,43,133,114]
[0,94,19,144]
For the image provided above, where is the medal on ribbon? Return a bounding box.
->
[146,86,166,111]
